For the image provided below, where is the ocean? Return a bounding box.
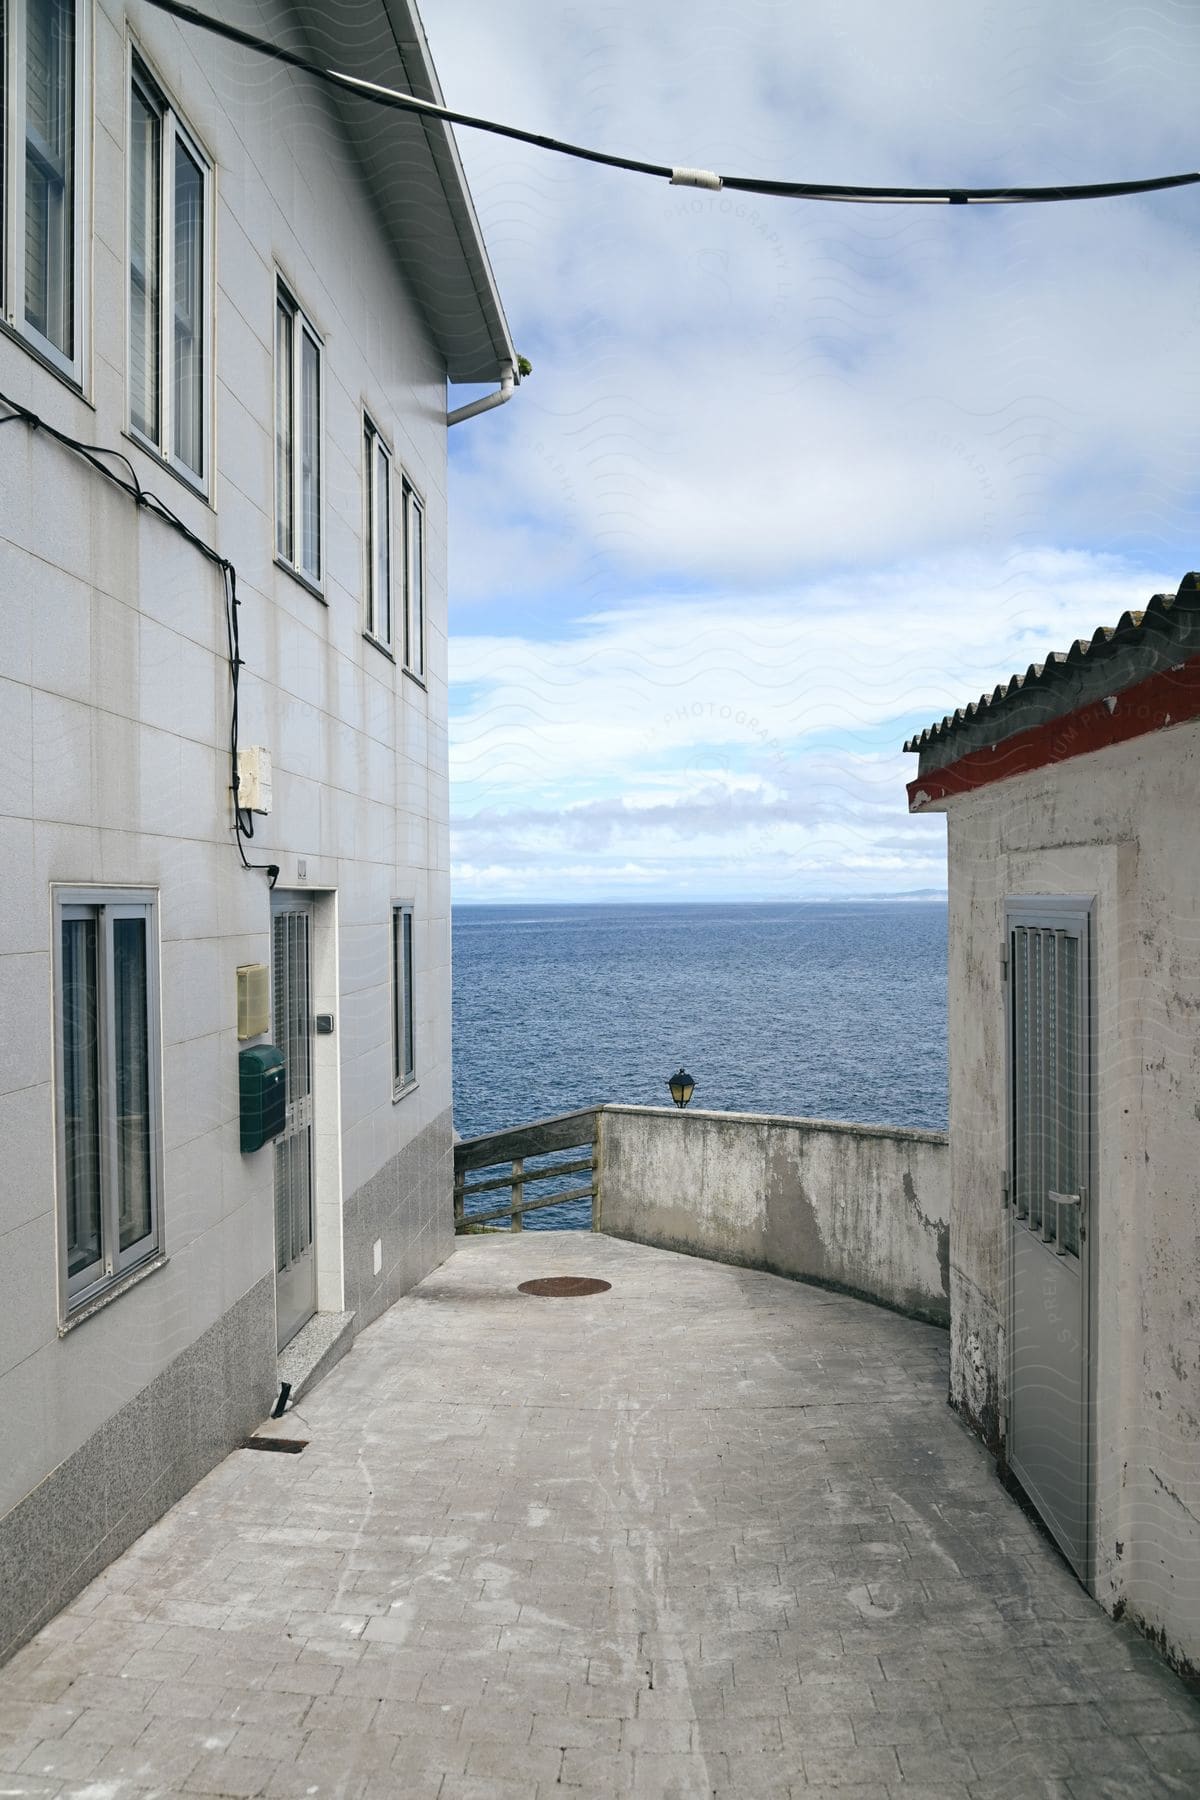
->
[451,900,948,1228]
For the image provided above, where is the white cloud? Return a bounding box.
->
[449,546,1173,897]
[422,0,1200,897]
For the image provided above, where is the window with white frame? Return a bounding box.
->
[54,890,163,1314]
[275,280,322,585]
[401,476,425,679]
[3,0,87,379]
[391,903,415,1095]
[128,54,211,483]
[363,415,392,648]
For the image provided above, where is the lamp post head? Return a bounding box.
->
[667,1066,695,1108]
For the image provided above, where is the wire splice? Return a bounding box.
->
[141,0,1198,208]
[671,168,722,191]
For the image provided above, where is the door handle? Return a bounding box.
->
[1049,1190,1085,1256]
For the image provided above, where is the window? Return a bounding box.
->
[275,280,322,585]
[401,476,425,678]
[363,415,392,648]
[1007,906,1090,1260]
[391,903,415,1095]
[128,55,211,483]
[3,0,87,379]
[54,890,163,1313]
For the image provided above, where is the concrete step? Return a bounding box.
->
[276,1309,355,1407]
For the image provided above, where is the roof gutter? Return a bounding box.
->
[447,361,516,428]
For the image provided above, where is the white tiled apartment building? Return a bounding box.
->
[0,0,515,1661]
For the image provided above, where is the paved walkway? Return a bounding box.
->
[2,1234,1198,1800]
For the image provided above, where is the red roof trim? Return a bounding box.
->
[907,651,1200,810]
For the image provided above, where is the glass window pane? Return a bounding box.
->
[113,917,153,1253]
[61,914,102,1278]
[129,84,161,442]
[405,487,424,673]
[364,425,375,630]
[275,299,294,561]
[375,439,390,644]
[402,911,415,1081]
[172,138,204,475]
[412,498,424,675]
[25,0,75,355]
[300,329,321,578]
[392,909,402,1087]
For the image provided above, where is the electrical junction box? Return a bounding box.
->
[237,963,269,1040]
[239,1044,286,1153]
[236,745,273,814]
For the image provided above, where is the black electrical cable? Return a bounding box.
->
[142,0,1200,208]
[0,391,278,887]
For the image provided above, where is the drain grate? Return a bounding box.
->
[518,1276,612,1298]
[240,1436,308,1454]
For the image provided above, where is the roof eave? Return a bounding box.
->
[288,0,516,385]
[386,0,517,384]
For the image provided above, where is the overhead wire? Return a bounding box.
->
[0,391,278,886]
[6,14,1191,879]
[142,0,1199,208]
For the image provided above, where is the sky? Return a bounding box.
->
[422,0,1200,903]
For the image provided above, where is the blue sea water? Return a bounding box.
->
[451,901,948,1228]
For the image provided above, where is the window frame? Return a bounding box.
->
[363,411,393,652]
[391,901,416,1099]
[2,0,90,387]
[1005,896,1093,1261]
[274,276,324,592]
[126,46,214,491]
[52,886,165,1323]
[400,473,426,682]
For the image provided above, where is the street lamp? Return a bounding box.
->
[667,1067,695,1108]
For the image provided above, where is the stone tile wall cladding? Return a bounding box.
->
[0,1273,275,1667]
[343,1109,455,1333]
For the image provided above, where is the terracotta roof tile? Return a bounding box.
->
[904,578,1198,753]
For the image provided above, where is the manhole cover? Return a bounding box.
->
[518,1276,612,1298]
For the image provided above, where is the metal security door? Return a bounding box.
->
[272,897,316,1350]
[1006,902,1092,1578]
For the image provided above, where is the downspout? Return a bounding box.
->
[447,361,516,427]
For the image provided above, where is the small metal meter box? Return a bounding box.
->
[239,1044,286,1153]
[236,745,273,815]
[236,963,269,1040]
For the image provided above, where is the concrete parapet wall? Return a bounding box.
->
[598,1106,950,1325]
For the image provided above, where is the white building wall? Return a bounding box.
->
[0,0,463,1657]
[944,721,1200,1677]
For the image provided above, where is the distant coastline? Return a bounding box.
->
[452,891,949,907]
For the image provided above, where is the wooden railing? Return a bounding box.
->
[454,1108,600,1232]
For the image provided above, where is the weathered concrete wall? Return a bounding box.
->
[942,718,1200,1679]
[598,1106,950,1325]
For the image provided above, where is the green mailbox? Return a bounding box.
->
[239,1044,287,1153]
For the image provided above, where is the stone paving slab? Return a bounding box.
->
[1,1232,1197,1798]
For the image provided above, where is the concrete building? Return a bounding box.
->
[906,574,1200,1680]
[0,0,514,1662]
